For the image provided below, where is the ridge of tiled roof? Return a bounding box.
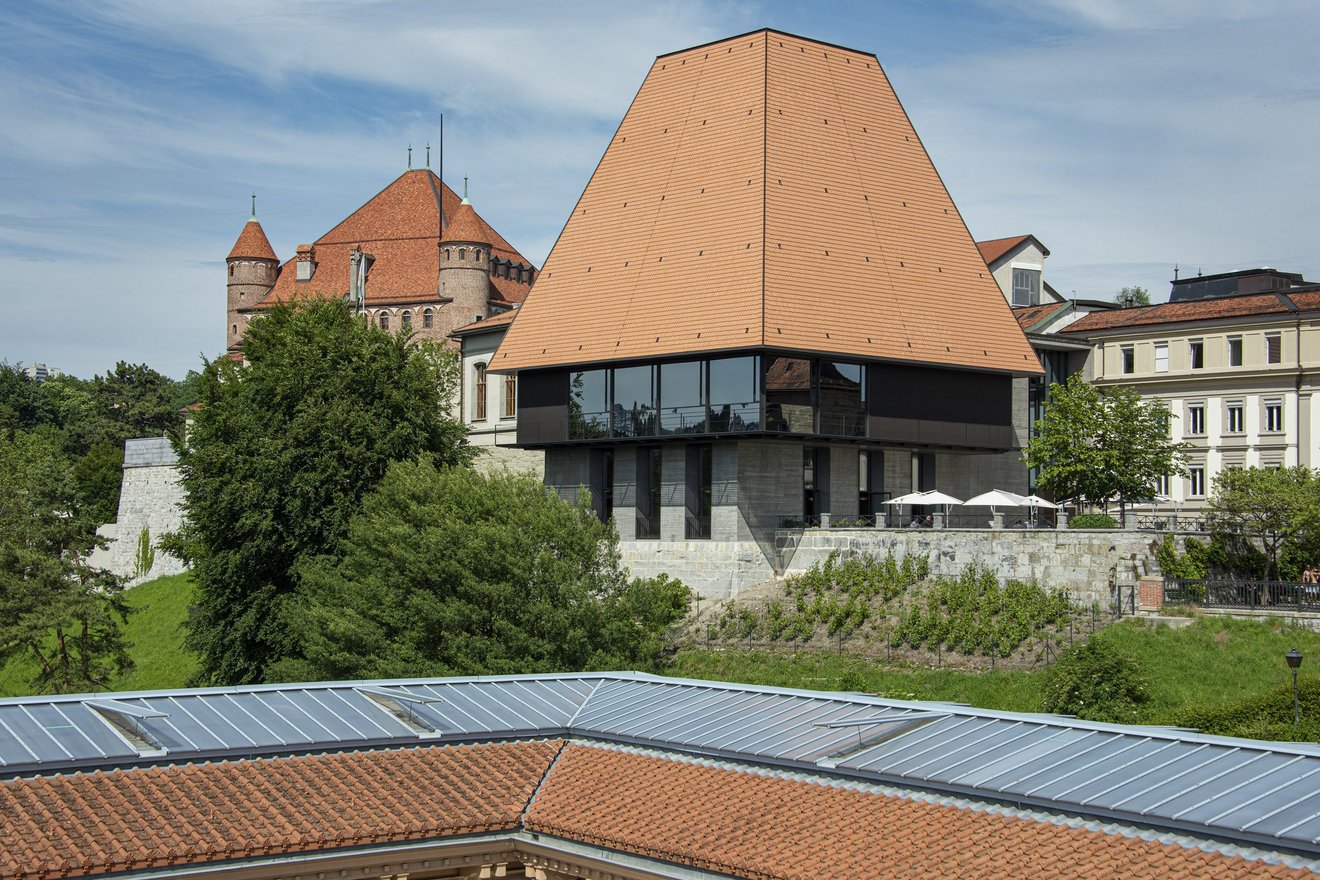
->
[257,170,534,309]
[976,234,1035,267]
[1013,300,1071,332]
[493,29,1039,377]
[226,217,277,261]
[1060,290,1307,333]
[0,740,559,880]
[452,309,519,336]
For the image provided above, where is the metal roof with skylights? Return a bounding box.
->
[3,672,1319,859]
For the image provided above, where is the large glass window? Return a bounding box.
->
[473,364,488,421]
[708,356,760,431]
[1189,339,1204,369]
[818,361,865,436]
[502,373,517,419]
[765,356,814,433]
[612,365,656,437]
[569,369,610,439]
[1267,333,1282,364]
[660,360,706,434]
[1154,342,1168,373]
[1228,336,1243,367]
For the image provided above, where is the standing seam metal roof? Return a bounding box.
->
[3,672,1319,858]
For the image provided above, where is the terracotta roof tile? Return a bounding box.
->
[525,744,1314,880]
[1013,300,1071,331]
[976,235,1042,267]
[443,200,491,244]
[494,30,1039,377]
[254,170,533,311]
[0,740,560,880]
[227,218,277,261]
[1061,291,1298,333]
[452,309,519,336]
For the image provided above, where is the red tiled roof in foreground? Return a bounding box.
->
[2,739,1311,880]
[526,744,1311,880]
[227,217,278,261]
[0,740,559,880]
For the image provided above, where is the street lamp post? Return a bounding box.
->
[1286,648,1304,729]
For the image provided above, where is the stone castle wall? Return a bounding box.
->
[103,438,188,584]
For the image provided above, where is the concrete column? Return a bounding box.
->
[711,442,739,541]
[661,445,685,541]
[829,447,859,520]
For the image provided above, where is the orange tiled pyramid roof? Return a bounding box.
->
[494,29,1039,376]
[258,169,534,309]
[226,217,277,261]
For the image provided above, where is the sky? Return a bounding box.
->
[2,0,1318,379]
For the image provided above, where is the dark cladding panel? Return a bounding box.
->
[517,369,568,445]
[869,364,1012,426]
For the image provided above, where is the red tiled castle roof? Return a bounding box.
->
[253,170,534,311]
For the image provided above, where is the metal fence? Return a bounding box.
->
[1164,578,1320,613]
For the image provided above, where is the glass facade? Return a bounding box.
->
[569,369,610,439]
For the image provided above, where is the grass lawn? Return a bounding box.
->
[669,613,1320,730]
[0,572,198,697]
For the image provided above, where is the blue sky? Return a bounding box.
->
[3,0,1318,378]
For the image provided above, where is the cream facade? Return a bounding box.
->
[1062,292,1320,509]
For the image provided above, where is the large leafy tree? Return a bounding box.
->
[0,429,132,693]
[271,463,690,682]
[1113,286,1152,307]
[170,299,472,685]
[1023,374,1186,508]
[1206,466,1320,580]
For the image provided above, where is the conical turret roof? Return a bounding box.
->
[493,29,1039,376]
[443,198,491,245]
[227,217,278,261]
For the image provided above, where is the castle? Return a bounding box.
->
[225,169,536,356]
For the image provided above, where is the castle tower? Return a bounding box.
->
[226,207,279,352]
[438,196,492,332]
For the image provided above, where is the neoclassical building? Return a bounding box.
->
[224,170,540,473]
[493,29,1042,591]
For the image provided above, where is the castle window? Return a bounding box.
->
[401,310,412,329]
[231,324,237,336]
[229,264,235,277]
[459,248,467,260]
[379,312,390,330]
[444,248,450,260]
[474,363,488,420]
[476,249,482,263]
[423,308,434,329]
[502,372,517,418]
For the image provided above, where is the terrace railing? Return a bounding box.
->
[1164,578,1320,612]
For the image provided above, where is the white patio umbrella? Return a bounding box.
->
[884,491,929,526]
[914,489,963,525]
[963,490,1028,512]
[1021,494,1058,526]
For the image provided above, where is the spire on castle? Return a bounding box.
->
[228,201,278,261]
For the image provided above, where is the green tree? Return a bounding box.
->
[1206,466,1320,581]
[1113,286,1152,307]
[169,299,473,685]
[0,363,55,434]
[270,463,690,682]
[0,429,132,693]
[72,440,125,524]
[92,361,183,446]
[1022,374,1187,509]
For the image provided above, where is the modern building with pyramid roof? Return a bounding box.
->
[494,29,1042,594]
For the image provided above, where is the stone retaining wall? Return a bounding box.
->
[782,528,1162,608]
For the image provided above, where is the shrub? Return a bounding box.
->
[1069,513,1119,529]
[1042,639,1149,723]
[1155,535,1206,580]
[1180,677,1320,742]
